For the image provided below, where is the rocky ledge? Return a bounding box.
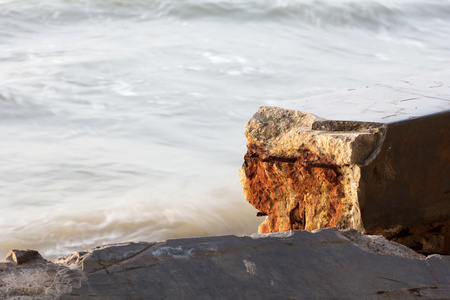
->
[1,228,450,299]
[239,71,450,255]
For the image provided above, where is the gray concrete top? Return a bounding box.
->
[280,70,450,124]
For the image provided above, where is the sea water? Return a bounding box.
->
[1,0,449,260]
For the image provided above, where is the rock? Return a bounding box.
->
[1,229,449,299]
[4,250,45,265]
[239,71,450,255]
[0,250,84,299]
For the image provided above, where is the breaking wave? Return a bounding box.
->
[1,0,450,29]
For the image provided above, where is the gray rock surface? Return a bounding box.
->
[1,228,450,299]
[0,250,84,299]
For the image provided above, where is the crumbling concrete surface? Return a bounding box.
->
[0,249,84,299]
[239,71,450,255]
[1,229,449,299]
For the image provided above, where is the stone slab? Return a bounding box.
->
[1,229,450,299]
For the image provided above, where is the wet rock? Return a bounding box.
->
[239,71,450,254]
[1,229,449,299]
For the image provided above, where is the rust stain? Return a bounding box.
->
[242,143,346,234]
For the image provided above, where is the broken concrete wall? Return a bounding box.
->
[239,107,381,235]
[239,72,450,255]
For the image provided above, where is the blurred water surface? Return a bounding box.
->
[1,0,449,259]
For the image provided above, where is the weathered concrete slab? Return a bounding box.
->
[280,70,450,124]
[1,229,450,299]
[239,71,450,254]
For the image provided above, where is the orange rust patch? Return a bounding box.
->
[242,143,346,233]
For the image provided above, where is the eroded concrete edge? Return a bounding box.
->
[239,106,387,235]
[240,106,450,255]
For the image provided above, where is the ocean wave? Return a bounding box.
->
[1,0,449,30]
[0,186,261,260]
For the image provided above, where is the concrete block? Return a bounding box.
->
[239,71,450,254]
